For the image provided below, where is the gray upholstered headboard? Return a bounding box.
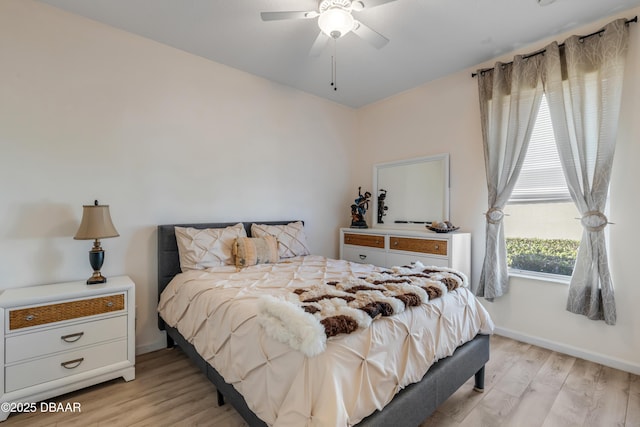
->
[157,220,301,330]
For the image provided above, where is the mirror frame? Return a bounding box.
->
[372,153,450,228]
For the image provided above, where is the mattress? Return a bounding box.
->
[158,255,494,426]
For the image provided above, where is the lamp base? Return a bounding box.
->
[87,247,107,285]
[87,273,107,285]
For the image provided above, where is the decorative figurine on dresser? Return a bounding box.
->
[350,187,371,228]
[377,189,388,224]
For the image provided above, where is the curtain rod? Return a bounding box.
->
[471,16,637,78]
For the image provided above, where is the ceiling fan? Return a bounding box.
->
[260,0,398,56]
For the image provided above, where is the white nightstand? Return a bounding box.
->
[0,276,135,421]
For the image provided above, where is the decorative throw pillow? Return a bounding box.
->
[233,235,279,268]
[251,221,311,259]
[175,223,247,271]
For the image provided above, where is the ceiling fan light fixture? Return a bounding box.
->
[318,7,355,39]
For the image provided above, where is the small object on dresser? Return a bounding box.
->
[350,187,371,228]
[73,200,119,284]
[428,220,460,233]
[377,189,388,223]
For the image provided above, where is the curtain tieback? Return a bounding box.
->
[581,211,610,232]
[485,207,504,224]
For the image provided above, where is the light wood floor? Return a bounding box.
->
[4,335,640,426]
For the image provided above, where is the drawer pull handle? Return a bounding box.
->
[434,245,440,250]
[25,314,35,322]
[61,358,84,369]
[359,254,367,260]
[106,301,114,307]
[393,241,398,246]
[61,332,84,343]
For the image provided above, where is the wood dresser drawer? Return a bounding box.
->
[343,233,385,249]
[5,339,128,393]
[5,315,127,364]
[342,246,387,267]
[389,237,448,256]
[8,293,125,331]
[387,253,449,269]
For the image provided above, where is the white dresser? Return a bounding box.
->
[0,276,135,421]
[339,227,471,278]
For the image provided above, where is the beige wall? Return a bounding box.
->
[355,8,640,373]
[0,0,357,353]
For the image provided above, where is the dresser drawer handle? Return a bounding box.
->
[359,254,367,260]
[434,244,440,250]
[106,301,114,307]
[61,332,84,343]
[24,314,36,322]
[60,358,84,369]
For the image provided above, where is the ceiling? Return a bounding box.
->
[37,0,640,108]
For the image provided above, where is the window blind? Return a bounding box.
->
[510,96,571,203]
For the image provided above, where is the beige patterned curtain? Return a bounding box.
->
[475,55,545,300]
[543,19,630,325]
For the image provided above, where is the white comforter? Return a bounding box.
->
[158,256,494,426]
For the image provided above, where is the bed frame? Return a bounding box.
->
[157,221,489,426]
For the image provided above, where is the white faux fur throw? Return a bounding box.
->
[257,262,468,356]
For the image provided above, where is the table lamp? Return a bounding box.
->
[74,200,119,284]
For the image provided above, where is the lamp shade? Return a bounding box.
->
[74,201,119,240]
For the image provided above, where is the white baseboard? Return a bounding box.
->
[494,326,640,376]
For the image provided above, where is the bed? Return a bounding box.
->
[157,221,493,426]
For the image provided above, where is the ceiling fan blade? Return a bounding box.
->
[260,11,318,21]
[351,0,398,11]
[352,21,389,49]
[309,32,330,57]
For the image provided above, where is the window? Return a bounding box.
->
[503,96,581,279]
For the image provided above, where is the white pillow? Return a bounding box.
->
[175,223,247,270]
[251,221,310,259]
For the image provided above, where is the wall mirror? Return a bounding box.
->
[372,154,449,227]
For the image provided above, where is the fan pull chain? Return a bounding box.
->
[330,55,336,91]
[330,39,337,91]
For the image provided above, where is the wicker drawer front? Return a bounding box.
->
[343,233,385,249]
[9,294,125,330]
[390,237,448,256]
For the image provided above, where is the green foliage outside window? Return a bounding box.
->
[506,237,580,276]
